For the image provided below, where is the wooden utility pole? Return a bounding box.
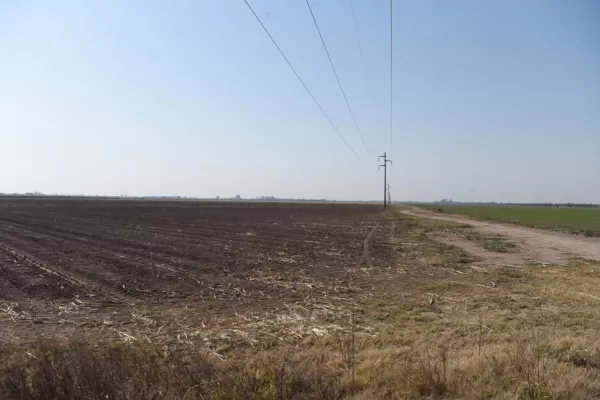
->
[379,153,392,208]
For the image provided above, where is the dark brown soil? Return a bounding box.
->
[0,199,395,343]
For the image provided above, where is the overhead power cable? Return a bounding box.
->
[243,0,362,163]
[389,0,393,156]
[348,0,373,104]
[305,0,369,153]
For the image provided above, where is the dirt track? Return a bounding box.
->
[402,207,600,265]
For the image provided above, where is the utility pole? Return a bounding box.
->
[378,153,392,208]
[387,184,392,205]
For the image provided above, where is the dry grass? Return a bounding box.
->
[456,230,519,253]
[2,209,600,399]
[0,341,344,400]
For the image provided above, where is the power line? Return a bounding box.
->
[348,0,373,105]
[390,0,393,156]
[243,0,362,163]
[305,0,369,153]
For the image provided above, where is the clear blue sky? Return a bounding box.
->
[1,0,598,202]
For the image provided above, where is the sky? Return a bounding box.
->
[1,0,599,202]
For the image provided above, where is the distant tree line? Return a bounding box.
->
[524,203,599,208]
[433,199,599,208]
[0,193,330,203]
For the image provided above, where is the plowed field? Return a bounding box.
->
[0,199,394,344]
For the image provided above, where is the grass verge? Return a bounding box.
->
[457,229,519,253]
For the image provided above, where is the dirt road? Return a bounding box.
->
[402,208,600,265]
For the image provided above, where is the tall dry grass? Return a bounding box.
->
[2,332,600,399]
[0,341,343,400]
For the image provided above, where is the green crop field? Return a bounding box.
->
[419,204,600,237]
